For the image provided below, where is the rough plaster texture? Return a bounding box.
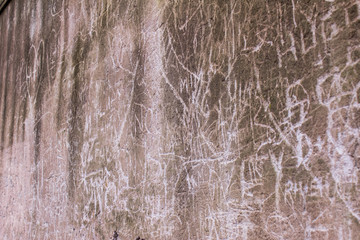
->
[0,0,360,239]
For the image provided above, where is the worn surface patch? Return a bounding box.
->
[0,0,359,239]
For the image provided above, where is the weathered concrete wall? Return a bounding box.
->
[0,0,359,239]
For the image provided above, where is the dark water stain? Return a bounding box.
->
[56,54,66,130]
[162,1,214,237]
[0,20,3,104]
[0,62,9,152]
[33,42,45,167]
[33,0,64,195]
[131,43,145,143]
[16,0,33,142]
[126,2,147,230]
[31,38,48,234]
[67,33,90,202]
[7,58,17,148]
[96,0,109,60]
[55,0,70,130]
[8,0,25,147]
[0,1,15,152]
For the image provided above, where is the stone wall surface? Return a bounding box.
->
[0,0,360,239]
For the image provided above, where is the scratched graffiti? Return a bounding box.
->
[0,0,359,239]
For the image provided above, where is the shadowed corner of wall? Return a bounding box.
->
[0,0,11,14]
